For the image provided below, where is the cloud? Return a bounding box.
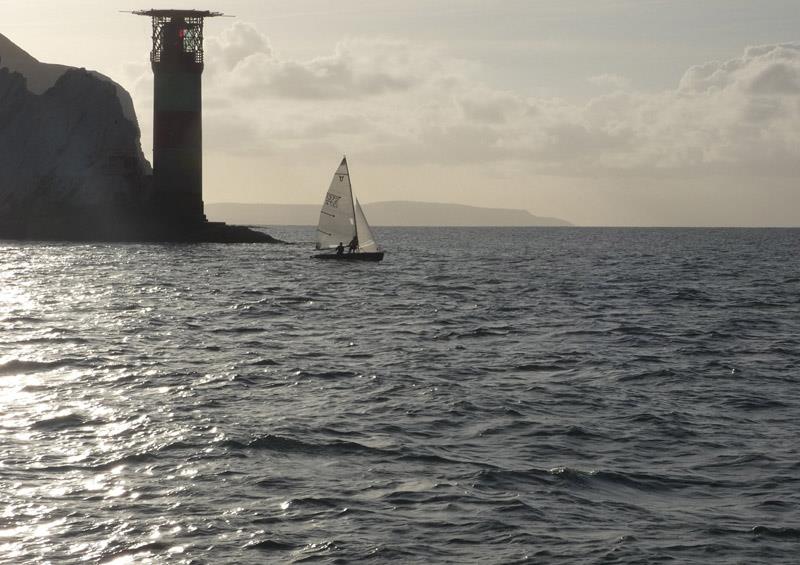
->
[228,50,419,100]
[588,73,631,91]
[168,24,800,180]
[205,22,273,71]
[748,62,800,95]
[679,43,800,95]
[205,24,441,100]
[457,89,530,124]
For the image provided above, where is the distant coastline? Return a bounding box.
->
[206,201,572,227]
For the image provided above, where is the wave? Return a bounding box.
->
[751,525,800,539]
[432,326,514,341]
[513,362,565,372]
[611,323,660,336]
[2,315,45,323]
[346,546,423,561]
[548,466,725,492]
[467,468,553,490]
[0,358,76,375]
[757,500,791,509]
[223,433,492,469]
[30,412,100,431]
[617,368,680,382]
[277,496,347,510]
[30,437,202,472]
[251,358,280,366]
[564,425,608,439]
[698,453,777,469]
[99,541,173,562]
[722,397,789,411]
[223,434,395,458]
[670,287,713,302]
[292,369,361,380]
[210,327,265,334]
[272,295,318,304]
[246,538,297,551]
[380,491,470,505]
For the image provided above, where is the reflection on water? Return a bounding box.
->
[1,228,799,563]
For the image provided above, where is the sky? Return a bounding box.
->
[1,0,799,226]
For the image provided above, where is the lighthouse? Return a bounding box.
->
[132,9,222,224]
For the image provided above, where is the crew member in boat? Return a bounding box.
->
[336,242,345,255]
[348,235,359,253]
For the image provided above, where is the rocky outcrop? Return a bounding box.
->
[0,66,151,237]
[0,32,144,142]
[0,33,278,243]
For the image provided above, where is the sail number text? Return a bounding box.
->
[325,193,341,208]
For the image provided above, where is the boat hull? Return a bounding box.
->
[312,252,385,262]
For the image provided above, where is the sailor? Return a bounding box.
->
[348,235,358,253]
[336,242,345,255]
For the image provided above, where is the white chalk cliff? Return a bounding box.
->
[0,32,151,236]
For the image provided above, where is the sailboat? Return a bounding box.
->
[312,156,385,261]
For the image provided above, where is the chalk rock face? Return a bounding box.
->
[0,33,277,242]
[0,33,151,237]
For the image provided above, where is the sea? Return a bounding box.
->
[1,227,799,564]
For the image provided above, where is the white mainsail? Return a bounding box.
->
[316,157,356,250]
[354,198,379,252]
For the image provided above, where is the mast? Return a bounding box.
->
[345,155,358,248]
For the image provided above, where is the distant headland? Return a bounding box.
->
[206,201,572,227]
[0,18,278,243]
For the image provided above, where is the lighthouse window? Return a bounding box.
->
[183,27,201,53]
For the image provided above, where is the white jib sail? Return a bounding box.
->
[354,198,379,252]
[316,157,356,250]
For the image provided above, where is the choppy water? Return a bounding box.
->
[1,227,799,564]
